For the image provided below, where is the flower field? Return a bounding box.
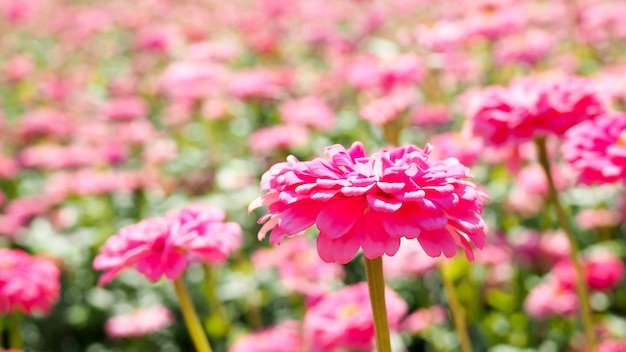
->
[0,0,625,351]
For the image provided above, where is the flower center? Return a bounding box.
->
[616,129,626,147]
[338,303,360,320]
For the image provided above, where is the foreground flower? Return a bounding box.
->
[229,320,303,352]
[562,113,626,185]
[94,204,242,285]
[106,305,173,338]
[467,77,607,147]
[250,142,487,264]
[0,249,60,315]
[303,282,407,351]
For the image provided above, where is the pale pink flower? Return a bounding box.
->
[494,29,555,66]
[17,109,72,140]
[0,155,19,179]
[539,230,571,263]
[524,279,578,319]
[252,236,344,297]
[102,96,148,121]
[159,61,226,101]
[598,340,626,352]
[303,282,407,352]
[577,1,626,44]
[411,104,452,126]
[228,68,291,100]
[250,142,487,264]
[468,77,607,146]
[93,205,242,285]
[562,113,626,185]
[134,25,177,53]
[576,208,621,230]
[464,1,526,41]
[248,124,310,155]
[279,96,335,131]
[383,239,438,279]
[414,20,467,52]
[229,320,303,352]
[359,88,417,125]
[402,306,447,334]
[0,249,60,315]
[3,56,33,82]
[515,164,569,196]
[105,305,173,338]
[429,132,482,167]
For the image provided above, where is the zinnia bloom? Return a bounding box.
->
[467,77,607,146]
[303,282,407,351]
[106,305,173,338]
[229,320,303,352]
[0,249,60,315]
[561,113,626,185]
[524,279,578,319]
[94,205,242,285]
[250,142,487,264]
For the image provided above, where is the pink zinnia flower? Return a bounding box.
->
[0,249,60,315]
[102,96,148,121]
[598,340,626,352]
[105,305,173,338]
[562,113,626,185]
[467,77,607,146]
[229,320,303,352]
[524,279,578,319]
[402,305,447,334]
[575,208,620,230]
[303,282,407,352]
[250,142,487,264]
[279,96,335,131]
[252,236,344,297]
[552,254,625,291]
[93,205,242,285]
[248,124,310,155]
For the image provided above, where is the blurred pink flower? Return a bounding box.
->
[279,96,335,130]
[248,124,310,155]
[524,279,578,319]
[0,249,60,315]
[303,282,407,352]
[411,104,452,126]
[252,236,344,297]
[429,132,482,167]
[576,208,621,230]
[250,142,487,264]
[105,305,173,338]
[494,29,555,66]
[229,320,303,352]
[359,88,416,125]
[17,109,72,140]
[468,77,607,146]
[539,230,571,263]
[598,340,626,352]
[383,239,438,279]
[0,154,19,179]
[553,254,625,291]
[515,164,569,195]
[562,113,626,185]
[3,56,33,82]
[102,96,148,121]
[228,68,291,100]
[402,305,447,334]
[159,61,226,101]
[134,25,177,53]
[93,205,242,285]
[577,1,626,44]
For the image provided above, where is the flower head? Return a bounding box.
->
[467,77,607,146]
[94,205,242,285]
[250,142,487,264]
[303,282,407,351]
[562,113,626,185]
[229,320,303,352]
[105,305,173,338]
[0,249,60,315]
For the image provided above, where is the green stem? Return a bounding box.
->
[438,262,472,352]
[535,137,596,352]
[9,313,22,350]
[364,256,392,352]
[203,265,230,337]
[173,276,213,352]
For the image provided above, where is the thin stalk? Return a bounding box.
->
[364,256,392,352]
[203,265,230,337]
[535,137,596,352]
[8,313,22,350]
[438,262,472,352]
[173,276,213,352]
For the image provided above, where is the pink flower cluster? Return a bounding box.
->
[94,204,242,285]
[562,113,626,185]
[250,142,487,264]
[229,320,303,352]
[0,248,60,315]
[468,77,607,146]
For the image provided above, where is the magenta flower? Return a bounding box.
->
[105,305,173,338]
[250,142,487,264]
[303,282,407,351]
[0,249,60,315]
[229,320,303,352]
[467,77,607,146]
[93,205,242,285]
[562,113,626,185]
